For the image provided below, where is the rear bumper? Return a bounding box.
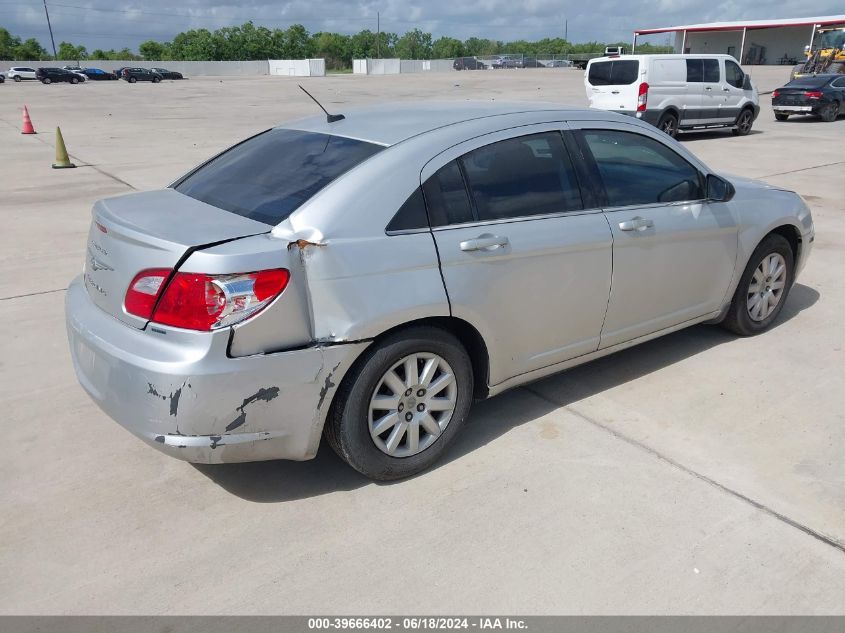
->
[65,276,368,463]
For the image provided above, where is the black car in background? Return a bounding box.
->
[82,68,118,80]
[772,74,845,122]
[36,67,84,84]
[120,67,162,83]
[453,57,486,70]
[150,67,184,80]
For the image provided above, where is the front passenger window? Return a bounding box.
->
[582,130,704,207]
[725,60,744,89]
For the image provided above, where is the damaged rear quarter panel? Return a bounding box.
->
[278,139,452,344]
[180,233,314,357]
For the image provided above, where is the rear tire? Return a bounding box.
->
[819,101,840,122]
[129,77,137,83]
[326,326,474,481]
[152,76,161,83]
[42,77,51,84]
[657,112,679,138]
[774,113,790,121]
[732,108,754,135]
[721,234,794,336]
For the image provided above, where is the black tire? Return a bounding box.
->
[43,77,51,84]
[129,76,137,83]
[14,75,21,82]
[656,112,678,138]
[819,101,840,122]
[774,113,790,121]
[721,234,794,336]
[326,326,474,481]
[70,77,78,84]
[152,76,161,83]
[732,108,754,135]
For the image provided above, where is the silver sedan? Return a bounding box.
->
[65,102,814,480]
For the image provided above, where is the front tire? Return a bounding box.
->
[656,112,678,138]
[42,77,51,84]
[129,76,137,83]
[775,113,790,121]
[732,108,754,135]
[152,76,161,83]
[326,326,474,481]
[14,75,21,82]
[70,77,78,84]
[721,234,794,336]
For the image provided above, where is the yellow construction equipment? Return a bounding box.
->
[792,25,845,79]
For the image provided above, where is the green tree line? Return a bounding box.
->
[1,23,671,67]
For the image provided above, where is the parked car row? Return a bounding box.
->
[3,66,185,84]
[452,56,573,70]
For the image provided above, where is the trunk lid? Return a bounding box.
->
[83,189,270,328]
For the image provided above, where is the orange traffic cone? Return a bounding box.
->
[52,127,76,169]
[21,105,36,134]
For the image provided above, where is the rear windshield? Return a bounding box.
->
[174,128,384,225]
[588,60,639,85]
[784,77,830,89]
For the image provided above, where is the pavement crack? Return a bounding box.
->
[0,287,67,301]
[520,385,845,555]
[761,159,845,179]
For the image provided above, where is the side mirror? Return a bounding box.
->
[742,74,753,90]
[707,174,736,202]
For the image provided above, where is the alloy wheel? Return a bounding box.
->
[368,352,458,458]
[737,110,753,134]
[747,253,787,321]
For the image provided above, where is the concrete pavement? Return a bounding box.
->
[1,67,843,614]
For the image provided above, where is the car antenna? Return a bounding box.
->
[298,85,345,123]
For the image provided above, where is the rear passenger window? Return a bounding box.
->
[686,60,703,82]
[422,161,475,227]
[460,132,583,221]
[581,130,704,206]
[703,59,720,82]
[686,59,720,82]
[386,188,428,232]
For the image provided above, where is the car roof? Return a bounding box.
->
[280,101,597,146]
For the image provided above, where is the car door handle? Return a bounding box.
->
[618,217,654,232]
[705,86,713,91]
[722,87,731,92]
[611,90,620,94]
[459,234,510,252]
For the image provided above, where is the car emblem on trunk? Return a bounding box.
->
[88,249,114,272]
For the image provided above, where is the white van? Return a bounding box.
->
[585,54,760,137]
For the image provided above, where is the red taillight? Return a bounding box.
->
[772,89,779,98]
[804,90,823,99]
[125,268,290,331]
[125,268,171,319]
[637,82,649,112]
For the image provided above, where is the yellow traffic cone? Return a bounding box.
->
[52,127,76,169]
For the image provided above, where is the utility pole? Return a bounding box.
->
[43,0,57,59]
[376,12,380,58]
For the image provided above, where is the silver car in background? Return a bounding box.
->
[66,102,814,480]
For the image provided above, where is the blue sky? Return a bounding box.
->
[1,0,843,51]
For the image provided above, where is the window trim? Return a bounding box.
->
[574,127,708,211]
